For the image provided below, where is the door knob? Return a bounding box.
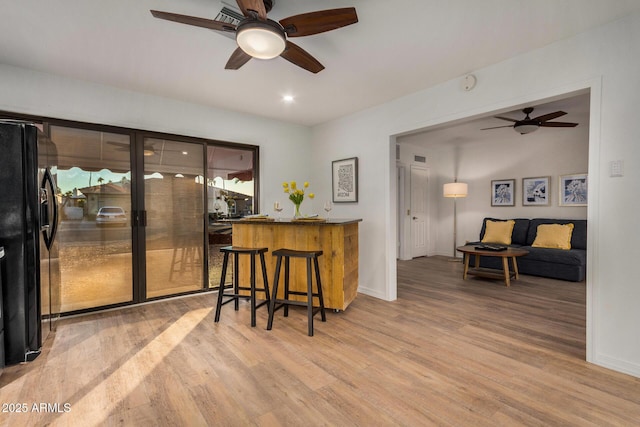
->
[412,216,418,220]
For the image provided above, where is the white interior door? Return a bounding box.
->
[410,166,429,258]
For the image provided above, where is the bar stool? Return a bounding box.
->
[214,246,270,327]
[267,249,326,336]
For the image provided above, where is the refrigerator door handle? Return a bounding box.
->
[39,187,50,229]
[51,177,59,246]
[41,168,58,250]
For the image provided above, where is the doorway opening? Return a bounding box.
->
[393,88,592,360]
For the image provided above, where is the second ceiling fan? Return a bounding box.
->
[481,107,579,135]
[151,0,358,74]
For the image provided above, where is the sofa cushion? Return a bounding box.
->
[522,246,586,266]
[480,218,530,246]
[526,219,587,249]
[518,258,586,282]
[532,223,574,250]
[481,219,515,244]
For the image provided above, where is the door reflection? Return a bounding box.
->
[206,145,255,289]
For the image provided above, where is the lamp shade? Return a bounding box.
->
[443,182,468,198]
[236,21,286,59]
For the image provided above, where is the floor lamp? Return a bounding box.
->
[443,181,468,260]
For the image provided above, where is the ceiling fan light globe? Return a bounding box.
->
[236,21,286,59]
[514,123,539,134]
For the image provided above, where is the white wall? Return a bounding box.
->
[0,63,312,212]
[311,12,640,377]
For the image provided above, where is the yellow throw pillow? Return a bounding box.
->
[531,223,574,250]
[481,220,515,245]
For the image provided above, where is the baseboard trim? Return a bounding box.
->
[594,353,640,379]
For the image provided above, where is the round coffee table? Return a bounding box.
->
[456,245,529,287]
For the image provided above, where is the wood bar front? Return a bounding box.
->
[231,219,361,311]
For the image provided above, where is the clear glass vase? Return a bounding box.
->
[293,203,302,219]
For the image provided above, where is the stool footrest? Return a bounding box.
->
[271,301,325,316]
[235,286,269,293]
[272,299,319,308]
[219,294,269,302]
[220,297,269,308]
[286,290,321,298]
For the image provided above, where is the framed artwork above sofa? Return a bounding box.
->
[559,173,588,206]
[523,176,550,206]
[491,179,515,206]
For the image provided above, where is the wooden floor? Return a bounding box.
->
[2,256,639,426]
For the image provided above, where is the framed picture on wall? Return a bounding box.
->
[491,179,515,206]
[559,173,588,206]
[522,176,550,206]
[332,157,358,203]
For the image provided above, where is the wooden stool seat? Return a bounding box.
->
[267,248,326,336]
[214,246,270,327]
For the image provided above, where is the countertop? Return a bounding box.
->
[226,218,362,226]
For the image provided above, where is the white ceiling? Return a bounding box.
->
[2,1,639,127]
[398,92,591,148]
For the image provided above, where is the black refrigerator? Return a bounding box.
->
[0,120,60,365]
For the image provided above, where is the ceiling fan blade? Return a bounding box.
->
[280,41,324,73]
[532,111,567,122]
[280,7,358,37]
[150,10,236,32]
[236,0,267,20]
[225,47,252,70]
[493,116,518,123]
[480,125,515,130]
[539,121,578,127]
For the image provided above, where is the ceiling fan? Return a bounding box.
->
[150,0,358,73]
[481,107,579,134]
[107,141,187,157]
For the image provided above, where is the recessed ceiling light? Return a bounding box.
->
[182,151,188,155]
[282,95,294,103]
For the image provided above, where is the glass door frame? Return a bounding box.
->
[135,131,209,302]
[45,118,138,314]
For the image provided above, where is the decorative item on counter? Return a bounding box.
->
[323,201,332,219]
[283,180,314,219]
[273,201,283,221]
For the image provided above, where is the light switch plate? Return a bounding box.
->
[610,160,624,177]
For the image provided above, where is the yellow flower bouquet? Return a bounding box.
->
[283,180,314,218]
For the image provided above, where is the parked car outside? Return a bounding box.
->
[96,206,127,227]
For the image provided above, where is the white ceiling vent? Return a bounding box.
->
[214,1,244,39]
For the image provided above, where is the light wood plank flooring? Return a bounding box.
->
[1,256,639,426]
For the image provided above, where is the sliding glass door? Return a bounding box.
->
[143,137,205,298]
[6,113,258,314]
[50,126,134,312]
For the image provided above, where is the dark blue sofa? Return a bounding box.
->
[470,217,587,282]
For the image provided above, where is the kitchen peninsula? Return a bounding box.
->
[230,218,361,311]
